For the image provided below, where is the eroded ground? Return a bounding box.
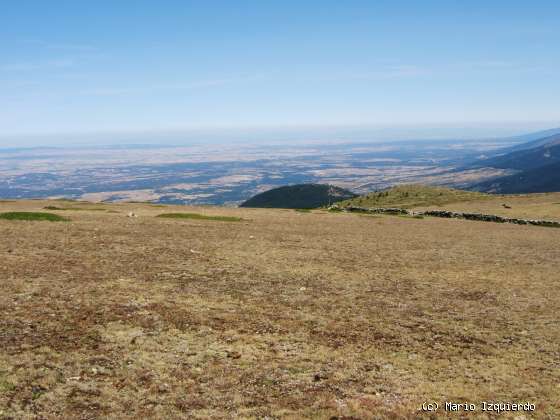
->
[1,200,559,419]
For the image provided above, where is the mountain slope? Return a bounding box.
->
[240,184,357,209]
[338,184,489,209]
[473,137,560,171]
[474,161,560,194]
[466,133,560,193]
[505,129,560,151]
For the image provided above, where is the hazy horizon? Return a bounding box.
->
[2,122,559,149]
[2,1,560,146]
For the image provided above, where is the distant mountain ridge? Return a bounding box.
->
[471,135,560,171]
[504,132,560,153]
[240,184,357,209]
[474,161,560,194]
[468,130,560,193]
[505,127,560,147]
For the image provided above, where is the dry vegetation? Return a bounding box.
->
[415,191,560,222]
[338,185,490,209]
[156,213,243,222]
[1,198,559,419]
[339,185,560,223]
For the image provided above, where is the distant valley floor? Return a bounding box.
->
[0,140,513,205]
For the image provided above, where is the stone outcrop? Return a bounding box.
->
[342,206,409,215]
[329,205,560,228]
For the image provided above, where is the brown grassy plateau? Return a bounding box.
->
[1,197,559,419]
[415,192,560,221]
[340,185,560,222]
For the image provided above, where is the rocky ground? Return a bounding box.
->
[1,199,559,418]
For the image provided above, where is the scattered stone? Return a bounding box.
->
[313,373,328,381]
[226,350,241,359]
[71,382,101,396]
[31,385,47,395]
[127,212,137,218]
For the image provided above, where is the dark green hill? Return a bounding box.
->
[240,184,357,209]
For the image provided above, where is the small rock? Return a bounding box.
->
[313,373,328,381]
[73,383,101,396]
[31,385,46,394]
[226,350,241,359]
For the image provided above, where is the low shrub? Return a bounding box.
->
[0,212,68,222]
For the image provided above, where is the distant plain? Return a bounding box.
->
[0,139,514,205]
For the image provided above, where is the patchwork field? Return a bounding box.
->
[1,199,559,418]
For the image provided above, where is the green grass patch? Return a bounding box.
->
[0,379,16,393]
[156,212,243,222]
[0,212,68,222]
[43,205,106,211]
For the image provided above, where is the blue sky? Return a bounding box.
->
[1,0,559,144]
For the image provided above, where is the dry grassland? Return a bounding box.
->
[1,199,559,419]
[416,192,560,222]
